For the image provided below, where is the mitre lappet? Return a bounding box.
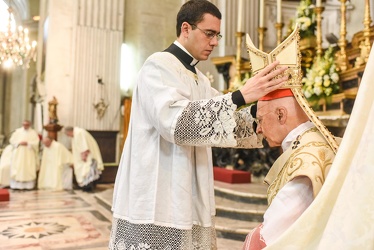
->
[246,24,339,153]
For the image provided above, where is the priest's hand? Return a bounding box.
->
[239,61,288,104]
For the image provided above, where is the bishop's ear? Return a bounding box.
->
[276,107,287,124]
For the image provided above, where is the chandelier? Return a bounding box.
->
[0,4,37,68]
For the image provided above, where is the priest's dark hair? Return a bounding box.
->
[176,0,221,37]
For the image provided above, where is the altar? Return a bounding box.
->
[210,0,373,176]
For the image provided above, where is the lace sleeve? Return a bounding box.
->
[234,105,263,148]
[174,94,263,148]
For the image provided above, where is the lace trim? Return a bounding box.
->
[80,159,101,186]
[174,94,261,148]
[174,94,236,147]
[109,217,217,250]
[234,105,263,148]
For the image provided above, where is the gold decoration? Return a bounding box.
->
[335,0,350,72]
[275,22,284,45]
[48,96,59,124]
[257,27,267,51]
[355,0,372,68]
[93,98,109,119]
[314,6,325,58]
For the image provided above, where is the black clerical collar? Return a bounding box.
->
[164,43,199,74]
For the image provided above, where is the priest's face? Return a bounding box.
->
[22,121,31,130]
[65,130,74,138]
[180,14,221,61]
[43,138,52,147]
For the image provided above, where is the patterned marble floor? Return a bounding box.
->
[0,184,114,250]
[0,182,255,250]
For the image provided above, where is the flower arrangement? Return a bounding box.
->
[206,71,215,85]
[228,72,251,92]
[302,46,340,106]
[289,0,316,39]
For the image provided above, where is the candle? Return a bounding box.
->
[277,0,282,23]
[237,0,243,32]
[259,0,264,27]
[316,0,322,7]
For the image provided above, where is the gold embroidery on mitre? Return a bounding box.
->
[246,24,302,88]
[246,24,339,154]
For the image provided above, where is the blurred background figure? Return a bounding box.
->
[9,120,40,190]
[0,144,13,188]
[64,126,103,192]
[38,137,74,191]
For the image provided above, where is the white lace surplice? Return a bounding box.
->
[110,51,261,250]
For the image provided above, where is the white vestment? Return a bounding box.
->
[0,144,13,187]
[261,122,316,246]
[110,42,262,250]
[38,140,74,190]
[71,127,103,187]
[9,127,40,189]
[265,44,374,249]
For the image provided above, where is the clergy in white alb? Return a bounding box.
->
[264,43,374,250]
[64,126,103,190]
[38,137,74,190]
[9,120,40,190]
[0,144,13,187]
[109,1,289,249]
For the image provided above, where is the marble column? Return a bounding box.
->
[39,0,124,132]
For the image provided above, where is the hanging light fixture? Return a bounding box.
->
[0,2,37,68]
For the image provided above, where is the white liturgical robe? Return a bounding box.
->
[9,127,40,189]
[0,144,13,187]
[110,42,262,249]
[38,140,74,190]
[71,127,103,186]
[264,42,374,250]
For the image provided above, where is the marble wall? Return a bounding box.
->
[38,0,123,133]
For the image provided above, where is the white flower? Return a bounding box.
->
[313,86,323,96]
[301,45,340,102]
[206,71,214,84]
[298,17,312,30]
[331,72,339,83]
[304,89,312,98]
[314,76,323,86]
[329,64,336,74]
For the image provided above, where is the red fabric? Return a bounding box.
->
[242,224,267,250]
[259,88,294,101]
[213,166,251,183]
[0,189,9,201]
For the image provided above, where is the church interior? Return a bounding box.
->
[0,0,373,249]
